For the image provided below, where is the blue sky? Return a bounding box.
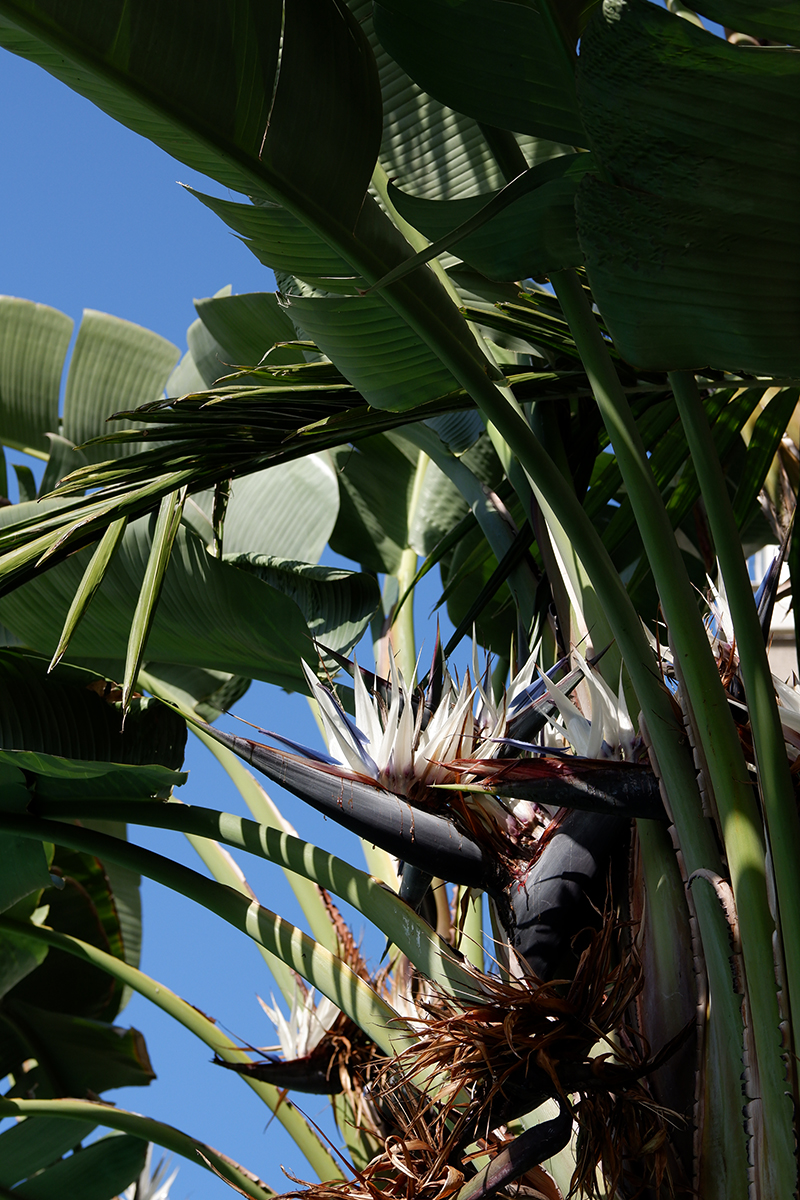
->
[0,43,447,1200]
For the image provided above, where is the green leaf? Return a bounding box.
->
[424,410,486,457]
[184,316,233,389]
[9,846,127,1022]
[213,455,340,562]
[49,516,128,672]
[373,0,585,145]
[61,311,180,464]
[408,432,501,557]
[576,0,800,373]
[38,433,87,498]
[0,835,50,912]
[0,520,319,692]
[328,434,417,572]
[384,154,590,284]
[284,293,461,411]
[165,347,207,398]
[0,1002,155,1096]
[189,192,357,291]
[442,524,517,656]
[13,465,37,504]
[732,388,799,529]
[0,651,186,770]
[227,557,380,662]
[12,1131,147,1200]
[693,0,800,44]
[349,0,573,202]
[0,750,184,803]
[0,297,73,457]
[0,1098,274,1200]
[0,1115,96,1189]
[122,488,186,710]
[0,902,49,1001]
[194,290,299,365]
[139,663,251,723]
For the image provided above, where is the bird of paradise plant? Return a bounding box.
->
[0,2,798,1199]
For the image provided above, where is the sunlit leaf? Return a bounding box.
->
[373,0,585,144]
[0,297,72,457]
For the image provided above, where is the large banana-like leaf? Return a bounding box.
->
[61,311,179,464]
[283,293,462,411]
[0,0,498,397]
[349,0,573,200]
[209,457,339,561]
[0,650,186,769]
[328,434,417,573]
[189,192,358,293]
[193,290,299,365]
[577,0,800,373]
[0,300,179,479]
[229,557,380,664]
[0,298,72,458]
[9,845,129,1024]
[0,650,187,1027]
[0,1099,271,1200]
[0,1115,97,1190]
[0,514,377,690]
[372,0,585,145]
[0,1002,155,1097]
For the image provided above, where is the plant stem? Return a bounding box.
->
[551,267,794,1194]
[671,367,800,1068]
[140,671,342,958]
[41,798,483,1000]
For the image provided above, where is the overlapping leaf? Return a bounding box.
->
[388,154,590,282]
[283,293,462,411]
[0,1114,96,1190]
[229,556,380,662]
[373,0,585,145]
[1,1002,154,1097]
[577,0,800,373]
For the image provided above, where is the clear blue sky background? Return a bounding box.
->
[0,43,448,1200]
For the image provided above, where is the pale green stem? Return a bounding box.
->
[26,799,482,1003]
[180,824,297,1001]
[0,1096,272,1199]
[140,670,343,959]
[0,916,343,1183]
[394,547,420,683]
[372,162,472,312]
[671,367,800,1067]
[457,889,484,972]
[666,0,705,25]
[551,268,794,1194]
